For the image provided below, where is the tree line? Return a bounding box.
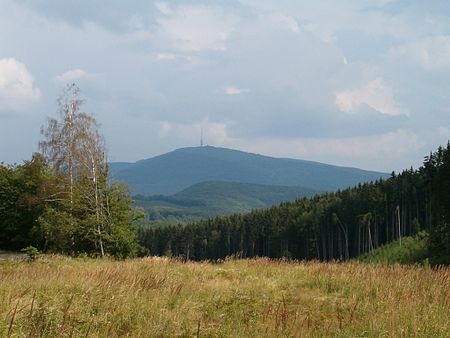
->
[0,84,139,258]
[1,84,449,264]
[139,143,450,265]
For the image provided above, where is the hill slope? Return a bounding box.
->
[134,181,319,225]
[111,146,388,195]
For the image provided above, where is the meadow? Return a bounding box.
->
[0,256,449,337]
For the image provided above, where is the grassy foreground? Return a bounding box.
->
[0,257,449,337]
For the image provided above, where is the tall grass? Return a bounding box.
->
[0,256,449,337]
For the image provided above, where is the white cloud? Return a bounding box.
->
[303,23,336,43]
[231,129,424,171]
[155,2,173,16]
[54,69,88,84]
[176,119,231,145]
[153,52,193,63]
[155,5,239,52]
[224,87,249,95]
[335,77,406,116]
[389,36,450,70]
[3,0,450,170]
[158,121,172,137]
[155,53,177,61]
[152,119,423,171]
[268,13,300,33]
[152,118,233,147]
[0,58,41,114]
[241,130,420,159]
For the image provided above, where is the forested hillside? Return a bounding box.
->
[110,146,388,195]
[139,143,450,265]
[134,181,319,225]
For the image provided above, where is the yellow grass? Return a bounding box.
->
[0,256,449,337]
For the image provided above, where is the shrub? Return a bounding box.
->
[21,245,40,261]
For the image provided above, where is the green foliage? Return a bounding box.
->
[101,183,140,258]
[0,154,55,250]
[358,231,429,264]
[0,155,138,258]
[21,245,40,261]
[33,182,139,258]
[134,181,319,226]
[429,223,450,265]
[0,86,139,259]
[36,208,78,253]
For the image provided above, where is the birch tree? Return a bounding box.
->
[39,84,84,205]
[38,83,138,257]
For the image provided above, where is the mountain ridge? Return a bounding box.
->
[110,146,389,195]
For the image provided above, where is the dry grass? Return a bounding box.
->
[0,256,449,337]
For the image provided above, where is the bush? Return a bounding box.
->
[358,231,429,264]
[21,245,40,261]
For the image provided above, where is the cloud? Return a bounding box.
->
[335,78,406,116]
[230,129,424,171]
[54,69,88,84]
[153,52,193,63]
[239,129,421,160]
[2,0,450,171]
[174,119,231,145]
[221,129,424,171]
[0,58,41,114]
[152,118,424,171]
[158,121,172,137]
[155,4,239,51]
[268,13,300,33]
[16,0,160,33]
[149,118,233,147]
[155,53,177,61]
[224,87,249,95]
[389,36,450,70]
[155,2,173,16]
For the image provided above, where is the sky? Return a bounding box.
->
[1,0,450,172]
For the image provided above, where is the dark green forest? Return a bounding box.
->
[138,143,450,265]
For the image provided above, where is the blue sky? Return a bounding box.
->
[1,0,450,171]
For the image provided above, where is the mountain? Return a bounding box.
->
[133,181,319,225]
[110,146,389,195]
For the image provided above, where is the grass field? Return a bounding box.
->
[0,257,449,337]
